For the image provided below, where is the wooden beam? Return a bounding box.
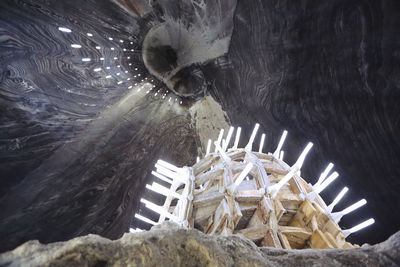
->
[310,229,334,249]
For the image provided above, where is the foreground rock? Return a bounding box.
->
[0,222,399,266]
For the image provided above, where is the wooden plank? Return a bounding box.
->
[274,199,286,222]
[193,155,216,176]
[324,231,339,248]
[262,229,282,248]
[193,190,224,207]
[278,232,292,249]
[207,199,230,235]
[277,193,302,210]
[236,225,267,241]
[226,196,242,229]
[196,168,223,186]
[235,190,263,202]
[310,229,334,249]
[289,200,316,227]
[323,219,341,238]
[280,226,312,249]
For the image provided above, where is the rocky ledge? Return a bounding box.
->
[0,222,399,266]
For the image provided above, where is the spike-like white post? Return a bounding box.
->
[259,133,266,153]
[313,163,334,189]
[227,162,253,195]
[245,123,260,151]
[140,198,179,221]
[327,187,348,213]
[279,150,284,161]
[135,214,157,225]
[331,199,367,223]
[157,160,180,173]
[223,126,234,151]
[233,127,242,149]
[342,218,375,238]
[268,168,298,198]
[215,141,231,164]
[315,172,339,194]
[292,142,313,170]
[235,162,254,187]
[146,182,184,200]
[206,139,212,155]
[155,164,187,184]
[215,129,224,153]
[196,156,200,163]
[151,171,173,184]
[273,130,288,158]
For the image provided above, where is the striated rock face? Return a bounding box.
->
[0,0,399,254]
[0,222,399,267]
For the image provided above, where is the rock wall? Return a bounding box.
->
[0,222,399,266]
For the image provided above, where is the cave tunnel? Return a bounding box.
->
[0,0,399,255]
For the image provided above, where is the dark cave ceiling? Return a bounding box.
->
[0,0,399,252]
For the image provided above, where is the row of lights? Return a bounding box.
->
[58,26,185,105]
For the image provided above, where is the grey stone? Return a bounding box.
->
[1,222,399,267]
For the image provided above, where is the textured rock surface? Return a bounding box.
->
[0,222,399,267]
[0,0,399,254]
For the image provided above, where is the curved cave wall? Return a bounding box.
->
[0,0,399,253]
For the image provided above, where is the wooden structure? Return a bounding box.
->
[133,125,374,249]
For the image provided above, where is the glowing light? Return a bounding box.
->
[81,58,91,62]
[151,171,173,184]
[117,81,123,84]
[130,42,133,44]
[196,156,200,163]
[279,150,284,160]
[135,68,138,70]
[131,49,134,52]
[120,39,124,43]
[123,48,127,51]
[94,68,102,72]
[134,214,157,225]
[58,27,71,33]
[157,160,180,172]
[141,198,178,220]
[129,63,132,66]
[292,142,313,170]
[314,163,334,189]
[106,75,111,79]
[117,65,121,68]
[127,56,130,59]
[111,47,115,51]
[108,37,113,40]
[327,187,348,213]
[259,133,266,153]
[223,127,234,151]
[114,57,118,60]
[342,199,367,215]
[146,182,183,199]
[100,57,104,61]
[95,46,101,49]
[273,130,288,158]
[127,78,131,81]
[343,219,375,237]
[71,44,82,48]
[245,123,260,150]
[233,127,241,149]
[268,168,298,198]
[215,129,224,153]
[234,163,254,186]
[128,86,132,89]
[87,33,93,37]
[129,228,143,233]
[116,73,120,76]
[125,71,128,73]
[315,171,339,194]
[106,66,110,70]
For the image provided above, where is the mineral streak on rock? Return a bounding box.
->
[0,222,399,267]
